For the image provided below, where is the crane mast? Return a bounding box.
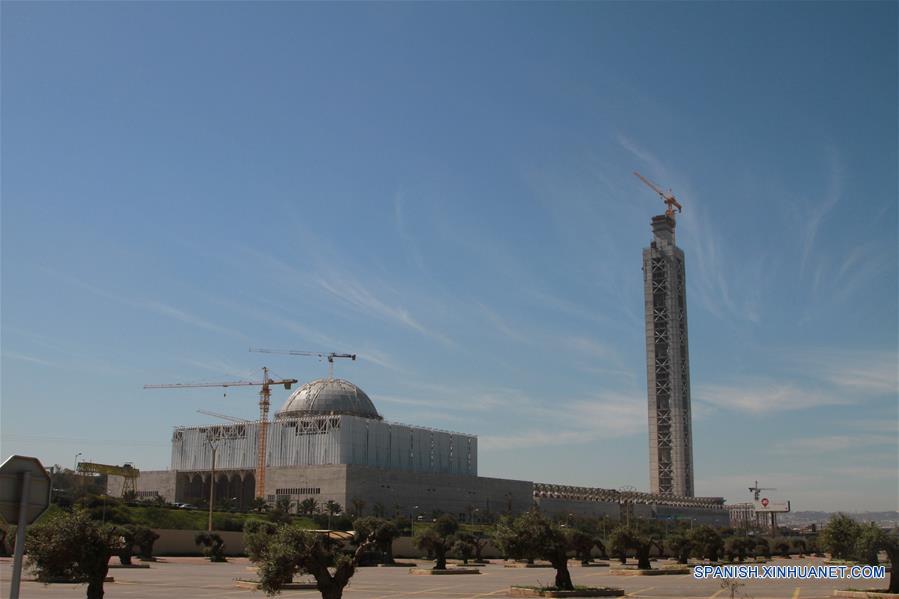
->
[145,367,297,499]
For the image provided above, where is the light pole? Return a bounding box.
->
[74,453,83,506]
[411,505,419,536]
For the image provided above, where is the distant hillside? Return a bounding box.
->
[781,511,899,527]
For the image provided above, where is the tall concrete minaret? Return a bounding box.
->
[643,214,694,496]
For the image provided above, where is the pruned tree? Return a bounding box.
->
[792,538,807,557]
[822,513,861,560]
[724,537,752,563]
[245,520,281,564]
[570,530,597,565]
[352,517,399,565]
[855,523,886,567]
[111,524,137,565]
[251,497,270,513]
[26,509,117,599]
[414,514,459,570]
[632,533,663,570]
[774,538,791,558]
[451,532,477,565]
[689,526,724,563]
[667,532,693,564]
[133,527,160,562]
[195,532,227,562]
[257,525,374,599]
[608,526,634,565]
[754,538,771,559]
[494,510,575,591]
[470,531,491,563]
[371,502,386,518]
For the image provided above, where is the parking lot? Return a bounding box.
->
[1,556,888,598]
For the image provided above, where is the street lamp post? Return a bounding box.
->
[411,505,419,536]
[74,452,83,506]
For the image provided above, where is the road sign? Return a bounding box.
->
[753,498,790,513]
[0,455,51,525]
[0,455,52,599]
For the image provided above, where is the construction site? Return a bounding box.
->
[90,175,799,530]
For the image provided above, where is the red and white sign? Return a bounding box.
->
[761,498,769,507]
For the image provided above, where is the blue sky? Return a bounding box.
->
[2,2,896,512]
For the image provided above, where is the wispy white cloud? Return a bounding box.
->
[180,358,258,380]
[694,381,849,414]
[480,391,645,450]
[773,434,896,455]
[783,348,898,396]
[315,273,454,346]
[477,302,529,343]
[394,190,426,271]
[799,146,843,277]
[565,336,619,362]
[41,267,246,339]
[1,351,55,366]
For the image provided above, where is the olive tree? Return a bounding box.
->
[608,526,634,565]
[570,530,598,565]
[352,517,399,565]
[245,520,281,564]
[689,526,724,563]
[257,525,373,599]
[26,509,118,599]
[667,532,693,564]
[452,533,476,564]
[773,538,791,558]
[821,513,861,560]
[133,527,160,561]
[414,514,459,570]
[494,510,574,591]
[195,532,227,562]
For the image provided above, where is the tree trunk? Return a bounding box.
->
[434,546,447,570]
[86,566,108,599]
[637,545,652,570]
[318,581,343,599]
[887,548,898,593]
[552,560,574,591]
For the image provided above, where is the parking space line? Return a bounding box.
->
[626,586,655,596]
[707,590,725,598]
[792,588,801,599]
[368,584,455,599]
[466,588,511,598]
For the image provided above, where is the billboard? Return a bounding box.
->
[753,498,790,513]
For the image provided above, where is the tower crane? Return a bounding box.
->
[634,171,683,219]
[144,367,297,499]
[249,348,356,380]
[77,462,140,497]
[197,409,251,424]
[748,480,776,501]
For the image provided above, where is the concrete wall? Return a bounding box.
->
[151,528,245,556]
[535,497,621,519]
[345,465,533,520]
[265,464,348,506]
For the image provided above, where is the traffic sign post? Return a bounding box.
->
[0,455,52,599]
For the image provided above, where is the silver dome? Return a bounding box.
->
[276,378,382,420]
